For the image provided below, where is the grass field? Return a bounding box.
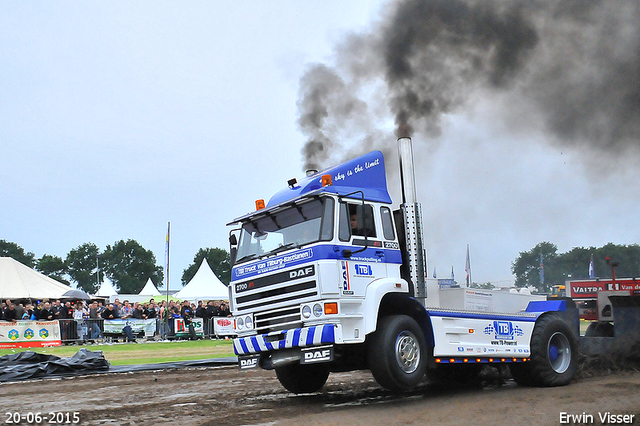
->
[0,339,236,365]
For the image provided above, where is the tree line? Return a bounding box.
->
[0,239,230,295]
[4,238,637,296]
[511,242,640,293]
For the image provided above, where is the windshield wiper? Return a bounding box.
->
[263,242,297,257]
[235,253,258,264]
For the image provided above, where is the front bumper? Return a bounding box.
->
[233,323,338,355]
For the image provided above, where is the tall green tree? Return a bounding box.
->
[0,239,35,267]
[36,254,69,285]
[511,242,559,292]
[512,242,640,292]
[103,239,163,294]
[66,243,101,294]
[182,247,231,286]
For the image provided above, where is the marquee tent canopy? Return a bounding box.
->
[138,278,161,296]
[0,257,73,300]
[174,259,229,301]
[95,277,118,298]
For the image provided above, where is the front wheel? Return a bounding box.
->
[368,315,428,391]
[510,313,578,387]
[275,362,330,394]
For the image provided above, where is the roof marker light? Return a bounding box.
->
[321,174,333,187]
[255,199,265,210]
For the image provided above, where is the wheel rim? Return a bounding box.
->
[395,330,420,373]
[547,331,571,374]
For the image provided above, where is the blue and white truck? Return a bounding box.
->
[226,137,579,393]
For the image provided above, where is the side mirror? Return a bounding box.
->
[229,234,238,246]
[342,249,352,258]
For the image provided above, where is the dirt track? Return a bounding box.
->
[2,365,639,426]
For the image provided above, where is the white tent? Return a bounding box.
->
[174,259,229,301]
[0,257,72,300]
[95,276,118,298]
[138,278,161,296]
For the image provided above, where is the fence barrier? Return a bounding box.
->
[53,316,236,344]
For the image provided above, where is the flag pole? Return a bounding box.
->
[465,244,471,288]
[165,222,170,338]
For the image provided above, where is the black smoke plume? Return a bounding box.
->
[297,0,640,171]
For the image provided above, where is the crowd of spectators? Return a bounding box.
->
[1,297,232,344]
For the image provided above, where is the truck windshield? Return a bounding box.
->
[235,197,334,262]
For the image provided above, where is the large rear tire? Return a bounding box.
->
[368,315,427,391]
[275,362,330,394]
[510,313,578,387]
[584,321,614,337]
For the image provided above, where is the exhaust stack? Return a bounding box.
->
[397,137,427,302]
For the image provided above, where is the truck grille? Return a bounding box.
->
[233,267,319,334]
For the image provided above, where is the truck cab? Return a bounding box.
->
[228,152,411,374]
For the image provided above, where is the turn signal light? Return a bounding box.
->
[255,199,265,210]
[321,174,333,187]
[324,302,338,314]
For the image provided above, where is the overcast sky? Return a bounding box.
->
[2,1,639,291]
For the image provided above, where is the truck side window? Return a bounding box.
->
[380,206,395,240]
[320,198,335,241]
[349,204,376,238]
[338,202,351,242]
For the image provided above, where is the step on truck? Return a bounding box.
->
[226,137,581,393]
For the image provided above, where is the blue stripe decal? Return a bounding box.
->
[232,243,401,281]
[239,338,249,355]
[428,310,539,322]
[235,324,337,356]
[526,300,566,312]
[306,326,316,346]
[321,324,334,343]
[292,328,302,347]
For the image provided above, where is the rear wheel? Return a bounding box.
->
[584,321,614,337]
[368,315,427,391]
[275,362,330,394]
[510,313,577,387]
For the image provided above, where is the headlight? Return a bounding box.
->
[302,305,312,319]
[244,316,253,329]
[313,303,323,317]
[236,317,244,330]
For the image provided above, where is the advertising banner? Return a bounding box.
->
[104,319,157,337]
[0,320,62,349]
[213,317,236,336]
[174,317,204,338]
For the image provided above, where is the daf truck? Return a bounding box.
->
[226,138,580,393]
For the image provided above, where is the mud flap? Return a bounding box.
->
[238,354,260,370]
[300,345,334,364]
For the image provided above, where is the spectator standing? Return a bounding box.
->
[23,303,34,320]
[101,304,118,320]
[88,302,103,340]
[120,301,132,319]
[39,302,55,321]
[73,301,88,343]
[112,299,121,317]
[218,303,230,317]
[180,300,197,340]
[14,303,25,320]
[132,304,144,319]
[2,303,19,322]
[145,302,156,319]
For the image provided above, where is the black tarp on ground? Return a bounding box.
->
[0,349,110,382]
[0,349,238,383]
